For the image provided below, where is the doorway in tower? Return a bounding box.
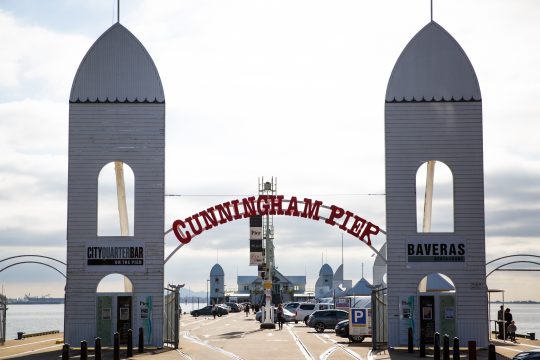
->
[96,273,134,345]
[418,273,456,344]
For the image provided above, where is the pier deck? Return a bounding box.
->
[1,312,539,359]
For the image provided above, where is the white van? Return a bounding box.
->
[294,302,334,324]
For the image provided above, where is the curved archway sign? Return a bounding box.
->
[172,195,381,246]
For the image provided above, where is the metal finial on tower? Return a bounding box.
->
[430,0,433,21]
[117,0,120,23]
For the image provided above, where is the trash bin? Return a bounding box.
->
[17,332,24,340]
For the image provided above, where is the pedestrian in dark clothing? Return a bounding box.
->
[497,305,504,339]
[504,308,513,339]
[211,304,218,319]
[245,303,250,317]
[276,303,285,330]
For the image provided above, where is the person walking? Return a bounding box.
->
[211,304,218,319]
[504,308,513,340]
[244,303,250,317]
[276,303,285,330]
[507,320,517,343]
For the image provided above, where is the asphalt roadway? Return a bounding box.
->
[1,311,539,359]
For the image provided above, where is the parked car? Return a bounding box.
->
[294,302,334,324]
[284,302,300,312]
[218,303,231,312]
[307,309,349,333]
[225,302,242,312]
[514,350,540,360]
[334,319,366,342]
[256,307,296,323]
[190,305,229,317]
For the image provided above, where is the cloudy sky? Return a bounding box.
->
[0,0,539,301]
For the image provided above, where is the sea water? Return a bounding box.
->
[5,304,64,340]
[5,302,539,340]
[489,303,540,335]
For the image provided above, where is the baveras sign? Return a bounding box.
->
[172,195,380,246]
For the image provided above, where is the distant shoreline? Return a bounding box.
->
[490,301,540,304]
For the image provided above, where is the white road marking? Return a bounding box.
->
[176,349,194,360]
[0,338,63,349]
[182,331,246,360]
[320,346,338,360]
[286,325,315,360]
[498,347,524,353]
[0,344,61,359]
[315,334,328,344]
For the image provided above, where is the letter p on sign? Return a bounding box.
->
[351,309,367,325]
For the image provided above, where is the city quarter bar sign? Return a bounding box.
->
[172,195,380,246]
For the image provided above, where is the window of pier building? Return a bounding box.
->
[98,161,135,236]
[416,160,454,233]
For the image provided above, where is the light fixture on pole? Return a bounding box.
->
[206,279,210,305]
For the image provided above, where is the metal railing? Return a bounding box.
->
[163,287,180,349]
[371,287,388,350]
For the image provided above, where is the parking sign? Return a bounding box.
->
[351,308,367,325]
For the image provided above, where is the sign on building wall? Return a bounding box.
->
[406,238,466,267]
[249,216,264,265]
[85,240,145,271]
[136,295,153,345]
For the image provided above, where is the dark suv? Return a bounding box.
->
[307,309,349,333]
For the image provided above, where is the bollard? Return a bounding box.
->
[113,332,120,360]
[138,327,144,353]
[80,340,88,360]
[62,343,70,360]
[468,340,477,360]
[488,344,496,360]
[408,327,414,353]
[434,333,441,360]
[443,334,450,360]
[453,337,460,360]
[420,333,426,358]
[127,329,133,357]
[95,337,101,360]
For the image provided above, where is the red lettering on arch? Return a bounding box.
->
[242,196,257,218]
[301,198,322,220]
[199,208,218,230]
[285,196,300,216]
[215,202,233,224]
[325,205,344,226]
[170,195,382,247]
[172,219,192,244]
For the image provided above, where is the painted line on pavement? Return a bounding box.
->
[315,334,328,344]
[0,344,61,359]
[323,334,338,344]
[182,331,245,360]
[320,346,338,360]
[286,324,315,360]
[176,349,194,360]
[334,343,363,360]
[0,337,63,349]
[498,346,524,353]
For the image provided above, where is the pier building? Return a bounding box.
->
[65,22,165,346]
[384,21,487,347]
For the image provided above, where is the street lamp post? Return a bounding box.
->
[206,279,210,305]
